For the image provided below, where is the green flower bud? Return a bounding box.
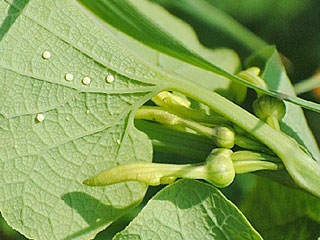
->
[253,95,286,121]
[205,148,235,187]
[237,67,267,89]
[231,150,284,174]
[83,149,236,188]
[211,126,235,148]
[152,91,191,108]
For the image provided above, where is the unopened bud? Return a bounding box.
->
[253,95,286,121]
[205,148,235,187]
[211,126,235,148]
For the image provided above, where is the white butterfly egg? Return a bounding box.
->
[65,73,74,81]
[36,113,45,122]
[106,74,115,83]
[42,51,51,59]
[82,77,91,85]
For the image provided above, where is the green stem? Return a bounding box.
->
[169,78,320,197]
[152,91,230,126]
[136,106,235,148]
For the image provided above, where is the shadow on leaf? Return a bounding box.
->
[153,179,216,209]
[61,191,130,240]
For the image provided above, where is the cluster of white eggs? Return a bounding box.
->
[42,50,115,86]
[36,51,116,123]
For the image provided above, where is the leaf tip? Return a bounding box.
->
[82,178,93,186]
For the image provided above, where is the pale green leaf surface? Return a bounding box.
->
[76,0,320,113]
[248,46,320,160]
[163,48,241,94]
[0,0,173,239]
[129,0,200,54]
[114,179,262,240]
[118,33,241,102]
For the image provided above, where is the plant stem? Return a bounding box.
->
[135,106,216,136]
[169,77,320,197]
[152,91,230,126]
[135,106,235,148]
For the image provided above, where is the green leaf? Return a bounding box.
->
[103,1,243,110]
[243,47,320,239]
[262,217,320,240]
[247,46,320,160]
[114,179,263,240]
[165,47,242,103]
[76,0,320,113]
[0,0,172,239]
[241,178,320,240]
[154,0,267,53]
[107,1,241,98]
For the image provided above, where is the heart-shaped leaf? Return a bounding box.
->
[0,0,171,239]
[114,180,263,240]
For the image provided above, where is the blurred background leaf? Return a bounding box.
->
[240,177,320,240]
[155,0,320,80]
